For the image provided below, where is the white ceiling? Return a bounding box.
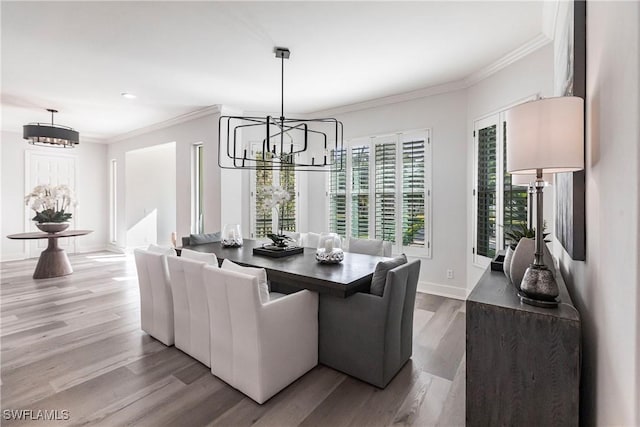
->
[1,1,546,142]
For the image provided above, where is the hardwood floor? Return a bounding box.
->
[0,251,465,426]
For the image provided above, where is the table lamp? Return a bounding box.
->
[506,96,584,307]
[510,173,553,229]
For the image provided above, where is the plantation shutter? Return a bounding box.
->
[375,141,396,243]
[502,121,529,245]
[279,154,296,233]
[329,149,347,236]
[476,124,497,258]
[254,151,274,238]
[351,146,370,238]
[402,137,426,247]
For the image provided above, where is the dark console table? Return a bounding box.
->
[466,267,581,426]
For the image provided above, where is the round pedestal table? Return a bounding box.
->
[6,230,93,279]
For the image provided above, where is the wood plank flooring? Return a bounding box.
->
[0,252,465,427]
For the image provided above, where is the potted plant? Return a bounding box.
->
[24,184,77,233]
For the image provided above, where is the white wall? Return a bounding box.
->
[107,109,226,249]
[557,2,640,425]
[0,130,108,260]
[466,43,555,288]
[307,89,469,298]
[124,142,176,247]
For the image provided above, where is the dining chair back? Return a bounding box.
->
[167,255,213,366]
[203,265,319,404]
[347,237,392,257]
[133,248,175,346]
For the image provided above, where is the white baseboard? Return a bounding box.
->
[0,251,29,262]
[74,244,109,254]
[417,280,468,300]
[1,245,111,262]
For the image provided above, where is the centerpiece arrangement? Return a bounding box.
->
[315,232,344,264]
[261,185,295,249]
[24,184,77,233]
[252,185,303,258]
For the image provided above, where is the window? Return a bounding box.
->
[328,149,347,236]
[250,149,298,238]
[192,144,204,233]
[352,145,370,238]
[375,139,396,242]
[473,114,528,264]
[109,159,117,243]
[328,130,432,257]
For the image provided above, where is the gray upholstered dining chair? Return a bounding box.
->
[347,237,392,257]
[318,258,420,388]
[180,231,222,247]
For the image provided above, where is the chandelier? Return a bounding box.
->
[23,109,79,148]
[218,47,344,171]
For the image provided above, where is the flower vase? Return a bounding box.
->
[36,222,70,233]
[503,245,515,282]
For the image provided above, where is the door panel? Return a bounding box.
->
[26,151,78,257]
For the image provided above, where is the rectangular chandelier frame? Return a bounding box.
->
[218,114,344,172]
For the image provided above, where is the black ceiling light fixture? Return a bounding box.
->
[23,109,79,148]
[218,47,344,171]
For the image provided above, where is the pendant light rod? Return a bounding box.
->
[274,47,290,122]
[47,108,58,125]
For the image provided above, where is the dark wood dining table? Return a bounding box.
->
[182,239,390,298]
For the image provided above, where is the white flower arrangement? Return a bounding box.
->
[25,184,78,223]
[261,185,291,210]
[259,185,292,246]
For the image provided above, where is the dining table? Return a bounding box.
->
[181,239,391,298]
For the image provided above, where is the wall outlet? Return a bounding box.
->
[446,269,454,279]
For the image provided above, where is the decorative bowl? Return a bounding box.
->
[36,222,70,233]
[315,248,344,264]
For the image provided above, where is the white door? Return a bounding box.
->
[25,151,78,258]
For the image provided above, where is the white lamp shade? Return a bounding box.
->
[510,173,554,186]
[506,96,584,174]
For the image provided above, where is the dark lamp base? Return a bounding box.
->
[519,264,560,308]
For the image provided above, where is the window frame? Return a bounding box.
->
[191,143,204,234]
[472,96,536,267]
[109,159,117,243]
[326,129,432,258]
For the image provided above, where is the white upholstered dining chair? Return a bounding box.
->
[347,237,392,257]
[167,255,214,367]
[203,265,318,404]
[133,248,175,346]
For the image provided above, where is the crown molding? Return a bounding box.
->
[80,136,108,144]
[311,80,468,117]
[110,105,221,143]
[465,34,552,87]
[313,34,551,117]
